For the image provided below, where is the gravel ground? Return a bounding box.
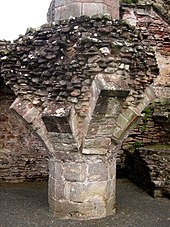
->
[0,178,169,227]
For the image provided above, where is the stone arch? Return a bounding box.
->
[118,3,170,199]
[0,15,159,219]
[0,76,49,182]
[10,97,53,156]
[117,86,170,198]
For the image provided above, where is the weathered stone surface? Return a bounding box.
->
[88,161,108,182]
[0,92,48,182]
[48,177,65,200]
[49,159,62,180]
[48,156,116,219]
[69,181,107,203]
[116,4,170,198]
[1,0,170,221]
[0,8,160,220]
[63,162,87,182]
[47,0,119,22]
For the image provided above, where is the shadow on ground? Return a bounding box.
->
[0,179,169,227]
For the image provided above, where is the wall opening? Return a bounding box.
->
[116,104,170,199]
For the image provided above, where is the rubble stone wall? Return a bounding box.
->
[0,93,49,182]
[118,5,170,198]
[122,4,170,86]
[0,41,49,182]
[0,15,158,219]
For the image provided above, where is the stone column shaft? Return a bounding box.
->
[48,156,116,219]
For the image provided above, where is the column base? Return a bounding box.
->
[49,192,116,220]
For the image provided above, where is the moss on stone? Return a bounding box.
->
[141,107,152,134]
[144,144,170,150]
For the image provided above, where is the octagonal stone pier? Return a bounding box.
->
[47,0,119,22]
[48,157,116,219]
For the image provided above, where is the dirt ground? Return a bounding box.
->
[0,178,169,227]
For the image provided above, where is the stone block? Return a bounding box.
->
[23,107,40,123]
[60,3,82,19]
[116,113,129,130]
[122,107,140,122]
[49,159,63,180]
[106,179,116,198]
[54,0,67,7]
[139,95,151,109]
[54,7,62,21]
[48,176,64,200]
[112,126,124,140]
[82,3,107,16]
[48,196,62,213]
[48,132,76,145]
[97,125,114,136]
[48,133,78,153]
[145,86,157,102]
[69,181,107,203]
[108,159,116,179]
[87,124,100,135]
[31,114,43,129]
[137,102,147,113]
[63,162,87,182]
[53,151,79,162]
[82,195,106,218]
[35,124,49,141]
[57,200,83,218]
[108,5,118,19]
[82,147,107,155]
[10,98,28,116]
[106,196,116,216]
[88,161,108,182]
[64,181,71,199]
[84,137,111,149]
[53,142,77,152]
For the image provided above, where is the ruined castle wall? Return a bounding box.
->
[117,107,170,169]
[0,93,49,182]
[122,4,170,86]
[0,41,49,182]
[0,15,158,185]
[118,5,170,197]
